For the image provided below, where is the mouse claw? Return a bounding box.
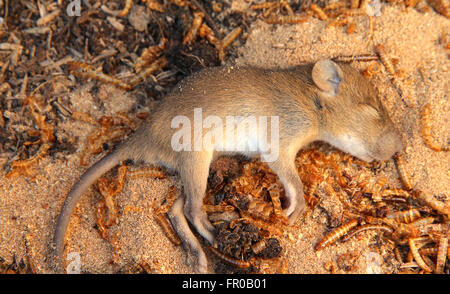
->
[288,209,301,225]
[285,197,306,225]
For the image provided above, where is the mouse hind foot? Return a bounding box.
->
[167,195,210,273]
[178,154,216,244]
[266,150,306,225]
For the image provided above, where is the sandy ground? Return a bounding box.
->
[0,3,449,274]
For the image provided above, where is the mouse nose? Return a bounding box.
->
[375,130,404,161]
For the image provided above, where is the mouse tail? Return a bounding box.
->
[51,148,128,273]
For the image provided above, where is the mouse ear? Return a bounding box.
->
[312,59,343,96]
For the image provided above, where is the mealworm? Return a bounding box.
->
[381,188,411,198]
[341,224,394,242]
[358,176,387,202]
[375,44,396,78]
[126,166,166,179]
[199,23,221,48]
[394,246,403,263]
[411,217,436,234]
[262,3,280,18]
[221,27,243,50]
[97,164,127,227]
[6,143,51,178]
[393,154,413,191]
[218,27,243,61]
[269,189,288,224]
[310,4,328,20]
[406,248,414,262]
[435,237,448,274]
[250,3,276,10]
[337,171,351,188]
[386,209,421,224]
[208,246,250,268]
[145,0,165,12]
[382,196,407,203]
[333,54,378,63]
[69,61,133,91]
[37,9,61,26]
[135,38,167,73]
[408,238,433,272]
[8,143,50,169]
[247,198,274,221]
[341,8,367,16]
[399,261,420,269]
[422,254,437,273]
[420,104,449,152]
[419,247,438,256]
[154,185,179,214]
[183,11,205,45]
[315,219,359,251]
[264,15,309,25]
[71,111,98,125]
[304,193,320,208]
[257,257,287,274]
[413,190,450,217]
[170,0,187,7]
[119,0,133,17]
[203,204,235,213]
[129,56,168,87]
[241,213,284,236]
[343,210,365,221]
[154,213,182,246]
[419,246,450,259]
[251,239,267,255]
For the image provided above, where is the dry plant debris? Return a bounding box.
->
[0,0,246,176]
[295,143,448,274]
[0,1,448,274]
[202,156,288,273]
[93,162,170,268]
[197,138,448,273]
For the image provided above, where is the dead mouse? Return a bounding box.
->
[51,59,403,273]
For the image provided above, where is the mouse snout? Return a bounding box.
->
[374,130,404,161]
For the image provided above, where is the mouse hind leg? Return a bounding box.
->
[266,149,306,224]
[178,152,215,244]
[168,194,209,273]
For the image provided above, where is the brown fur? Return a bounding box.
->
[51,60,403,273]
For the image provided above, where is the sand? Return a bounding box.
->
[0,2,449,274]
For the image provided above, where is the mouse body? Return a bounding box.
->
[51,59,403,273]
